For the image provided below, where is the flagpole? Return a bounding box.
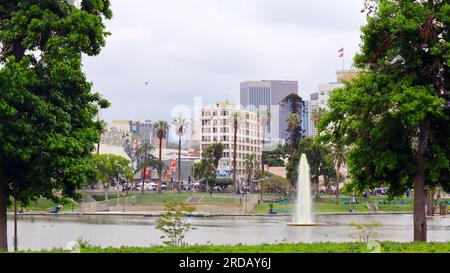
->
[342,47,345,71]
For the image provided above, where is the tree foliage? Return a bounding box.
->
[92,154,131,183]
[0,0,112,197]
[280,93,306,149]
[286,138,335,193]
[0,0,112,250]
[261,175,290,194]
[156,201,196,246]
[92,154,132,200]
[202,143,224,170]
[319,0,449,241]
[263,144,288,167]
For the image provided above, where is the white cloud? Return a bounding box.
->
[83,0,367,122]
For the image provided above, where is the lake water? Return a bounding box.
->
[6,214,450,251]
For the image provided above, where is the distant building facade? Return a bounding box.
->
[240,80,298,145]
[309,69,358,137]
[200,101,263,180]
[101,120,170,152]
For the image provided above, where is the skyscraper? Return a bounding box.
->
[240,80,298,145]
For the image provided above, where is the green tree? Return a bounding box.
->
[172,117,189,193]
[311,108,326,135]
[280,93,306,148]
[155,201,196,246]
[263,144,288,167]
[286,138,335,197]
[194,158,216,190]
[92,154,132,202]
[319,0,450,241]
[261,175,290,194]
[134,141,161,194]
[331,143,347,205]
[0,0,112,251]
[155,120,169,193]
[203,142,224,171]
[231,112,240,192]
[244,153,258,188]
[257,109,271,175]
[285,113,300,154]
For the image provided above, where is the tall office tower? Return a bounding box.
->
[309,93,319,137]
[240,80,298,145]
[200,101,263,179]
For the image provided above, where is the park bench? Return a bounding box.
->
[273,209,292,214]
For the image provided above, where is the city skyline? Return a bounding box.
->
[83,0,366,123]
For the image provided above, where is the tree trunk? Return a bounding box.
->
[13,198,17,251]
[104,182,109,202]
[178,137,181,193]
[335,164,340,205]
[158,138,163,193]
[233,119,238,193]
[314,171,321,199]
[0,185,7,251]
[413,121,429,242]
[413,164,427,241]
[261,129,265,177]
[141,166,147,195]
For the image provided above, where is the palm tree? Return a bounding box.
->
[285,113,299,153]
[244,153,257,191]
[96,120,107,154]
[172,117,189,193]
[257,109,271,175]
[331,143,347,204]
[155,120,169,193]
[231,112,240,193]
[135,140,157,194]
[312,108,326,135]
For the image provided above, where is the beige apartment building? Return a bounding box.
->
[200,101,263,180]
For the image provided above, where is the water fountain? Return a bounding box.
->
[287,153,319,226]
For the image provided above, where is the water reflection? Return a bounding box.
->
[6,214,450,251]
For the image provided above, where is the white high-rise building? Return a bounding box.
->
[200,101,263,180]
[309,69,358,137]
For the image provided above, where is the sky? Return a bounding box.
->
[83,0,368,123]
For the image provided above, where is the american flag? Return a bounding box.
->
[338,48,344,57]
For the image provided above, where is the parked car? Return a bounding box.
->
[134,182,153,191]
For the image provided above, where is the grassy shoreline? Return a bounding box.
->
[15,242,450,253]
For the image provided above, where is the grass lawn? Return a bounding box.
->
[30,241,450,253]
[8,198,80,212]
[255,196,414,214]
[92,192,244,205]
[200,196,240,203]
[92,191,192,204]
